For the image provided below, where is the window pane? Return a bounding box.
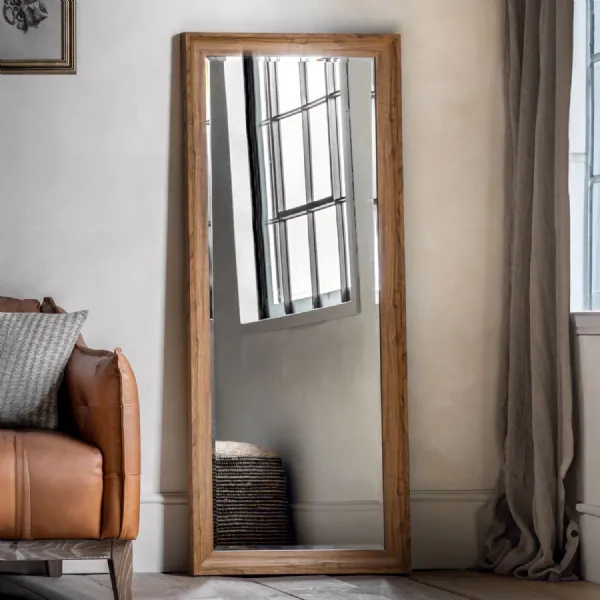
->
[595,2,600,55]
[372,91,377,199]
[257,58,268,119]
[309,104,332,201]
[593,185,600,293]
[336,96,346,198]
[373,202,380,297]
[261,125,274,219]
[343,203,352,288]
[280,114,307,209]
[268,224,282,305]
[315,207,341,295]
[286,216,312,301]
[306,59,326,101]
[276,58,301,114]
[334,60,340,91]
[594,61,600,175]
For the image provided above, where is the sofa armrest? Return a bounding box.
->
[62,345,141,540]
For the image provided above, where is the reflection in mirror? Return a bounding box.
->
[208,55,381,550]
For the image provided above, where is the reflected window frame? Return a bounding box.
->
[245,56,359,320]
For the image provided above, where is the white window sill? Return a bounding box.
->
[571,312,600,336]
[241,298,360,335]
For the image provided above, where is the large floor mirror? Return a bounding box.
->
[183,33,409,576]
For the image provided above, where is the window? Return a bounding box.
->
[244,57,357,320]
[573,1,600,309]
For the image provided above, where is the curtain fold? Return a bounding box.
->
[479,0,579,580]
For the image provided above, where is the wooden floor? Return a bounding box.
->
[1,570,599,599]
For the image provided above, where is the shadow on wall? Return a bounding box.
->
[159,35,189,572]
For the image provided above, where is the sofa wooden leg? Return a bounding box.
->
[108,540,133,600]
[45,560,62,577]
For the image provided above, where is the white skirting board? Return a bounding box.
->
[578,504,600,584]
[63,489,493,574]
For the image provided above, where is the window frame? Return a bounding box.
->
[244,56,360,327]
[585,0,595,309]
[585,0,600,309]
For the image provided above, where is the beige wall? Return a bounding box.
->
[0,0,505,571]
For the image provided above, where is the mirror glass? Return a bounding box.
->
[207,54,382,550]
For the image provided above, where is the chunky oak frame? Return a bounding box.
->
[182,32,409,576]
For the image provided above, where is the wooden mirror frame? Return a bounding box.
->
[182,32,409,576]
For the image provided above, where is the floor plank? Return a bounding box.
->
[1,571,600,600]
[255,575,464,599]
[2,575,113,600]
[338,576,467,599]
[411,571,600,600]
[0,578,46,600]
[92,573,297,599]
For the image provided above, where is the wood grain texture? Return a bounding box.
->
[192,549,405,576]
[182,32,215,577]
[109,540,133,600]
[0,540,112,561]
[375,34,411,571]
[183,32,409,576]
[45,560,63,577]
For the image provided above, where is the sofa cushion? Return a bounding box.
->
[0,311,88,429]
[0,297,40,313]
[0,430,103,539]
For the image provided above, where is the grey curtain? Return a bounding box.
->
[479,0,579,580]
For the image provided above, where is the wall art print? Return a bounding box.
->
[0,0,76,74]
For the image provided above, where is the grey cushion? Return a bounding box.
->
[0,311,88,429]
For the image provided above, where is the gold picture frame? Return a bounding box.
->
[0,0,76,74]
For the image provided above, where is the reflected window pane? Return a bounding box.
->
[374,202,380,297]
[336,96,346,199]
[309,105,332,201]
[315,207,341,294]
[343,203,351,287]
[261,125,274,219]
[276,58,301,114]
[268,224,282,305]
[372,92,377,199]
[306,59,326,101]
[280,115,307,209]
[286,216,312,301]
[257,58,268,118]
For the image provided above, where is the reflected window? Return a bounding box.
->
[246,57,357,319]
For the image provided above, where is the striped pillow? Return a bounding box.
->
[0,311,88,429]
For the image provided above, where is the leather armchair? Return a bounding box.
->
[0,296,141,600]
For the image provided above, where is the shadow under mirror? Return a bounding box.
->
[207,53,381,551]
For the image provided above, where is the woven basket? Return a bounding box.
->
[213,441,294,547]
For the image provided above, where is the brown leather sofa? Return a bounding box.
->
[0,296,141,600]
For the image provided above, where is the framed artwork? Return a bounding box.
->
[0,0,76,74]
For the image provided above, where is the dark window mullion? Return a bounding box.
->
[268,60,292,313]
[300,60,321,309]
[244,56,271,319]
[258,92,340,125]
[270,195,345,222]
[325,60,349,301]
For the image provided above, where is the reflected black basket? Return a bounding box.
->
[212,441,294,547]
